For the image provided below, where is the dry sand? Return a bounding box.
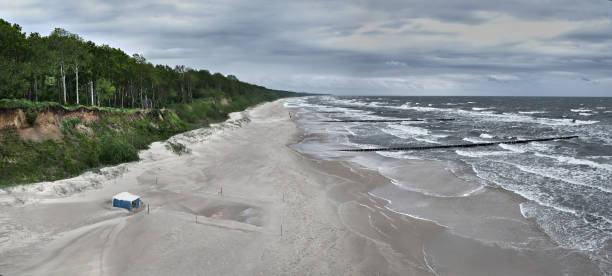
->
[0,99,602,275]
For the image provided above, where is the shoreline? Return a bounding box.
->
[0,99,605,275]
[287,99,606,275]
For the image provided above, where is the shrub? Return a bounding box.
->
[99,136,138,164]
[60,117,81,132]
[25,109,38,125]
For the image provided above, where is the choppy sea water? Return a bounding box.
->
[286,96,612,271]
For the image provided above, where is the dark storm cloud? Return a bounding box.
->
[1,0,611,96]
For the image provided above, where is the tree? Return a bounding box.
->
[0,19,28,98]
[96,78,115,106]
[49,28,76,104]
[73,42,91,105]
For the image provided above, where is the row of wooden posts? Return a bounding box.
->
[339,136,579,152]
[323,118,455,122]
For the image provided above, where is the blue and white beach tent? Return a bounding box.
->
[112,192,141,211]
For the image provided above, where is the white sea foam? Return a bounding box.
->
[472,107,493,111]
[506,161,612,194]
[388,179,482,198]
[394,103,599,126]
[332,98,378,108]
[283,98,307,108]
[414,137,441,144]
[462,137,489,143]
[456,150,513,157]
[520,203,611,252]
[534,153,612,172]
[461,185,486,196]
[479,133,494,139]
[376,151,421,160]
[589,155,612,160]
[571,109,592,112]
[380,124,429,139]
[498,143,527,153]
[518,111,547,114]
[578,112,593,116]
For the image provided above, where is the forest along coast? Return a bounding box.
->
[0,18,299,186]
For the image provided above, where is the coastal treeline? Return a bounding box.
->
[0,18,300,186]
[0,18,293,108]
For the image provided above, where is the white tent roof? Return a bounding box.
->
[113,192,140,202]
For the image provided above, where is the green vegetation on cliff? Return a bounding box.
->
[0,95,283,187]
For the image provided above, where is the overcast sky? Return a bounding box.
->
[1,0,612,96]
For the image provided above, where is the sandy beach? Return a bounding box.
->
[0,99,603,275]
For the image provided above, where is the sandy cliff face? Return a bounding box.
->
[0,109,26,129]
[0,107,102,142]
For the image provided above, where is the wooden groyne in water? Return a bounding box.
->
[339,136,579,152]
[322,118,455,123]
[323,119,422,123]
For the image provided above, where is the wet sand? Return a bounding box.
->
[0,99,602,275]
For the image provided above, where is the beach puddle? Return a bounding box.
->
[202,205,263,226]
[168,199,264,227]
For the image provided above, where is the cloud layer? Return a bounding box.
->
[1,0,611,96]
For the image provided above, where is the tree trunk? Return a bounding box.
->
[132,85,135,109]
[75,64,79,105]
[34,77,38,102]
[90,80,94,106]
[41,75,45,100]
[61,63,67,104]
[151,80,155,109]
[188,76,192,103]
[57,77,61,103]
[181,85,185,103]
[28,79,32,100]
